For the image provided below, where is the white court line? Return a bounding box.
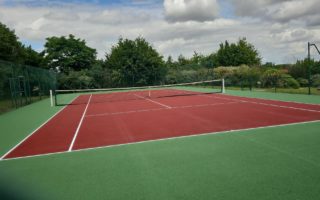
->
[223,93,320,106]
[86,108,164,117]
[205,94,320,113]
[86,101,239,118]
[0,96,80,160]
[68,94,92,152]
[134,94,172,109]
[2,119,320,162]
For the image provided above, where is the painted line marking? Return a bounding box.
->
[205,94,320,113]
[1,119,320,162]
[85,101,239,118]
[134,94,172,109]
[224,93,320,106]
[68,94,92,152]
[0,96,80,160]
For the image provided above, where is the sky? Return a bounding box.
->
[0,0,320,64]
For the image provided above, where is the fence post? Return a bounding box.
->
[50,90,53,107]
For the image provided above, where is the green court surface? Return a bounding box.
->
[0,90,320,200]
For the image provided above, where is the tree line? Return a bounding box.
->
[1,21,319,91]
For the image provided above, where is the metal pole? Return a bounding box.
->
[308,42,311,95]
[222,78,225,93]
[50,90,53,107]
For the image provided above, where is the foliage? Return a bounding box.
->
[0,22,23,63]
[261,68,283,87]
[0,22,43,66]
[165,67,214,84]
[21,45,44,67]
[311,74,320,87]
[58,70,93,89]
[215,38,261,66]
[1,21,319,93]
[213,66,237,79]
[288,59,320,79]
[43,34,97,73]
[105,37,165,86]
[235,65,261,89]
[201,53,218,68]
[279,74,300,89]
[297,78,309,87]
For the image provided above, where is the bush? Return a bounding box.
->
[58,70,93,89]
[312,74,320,87]
[279,74,300,89]
[297,78,309,87]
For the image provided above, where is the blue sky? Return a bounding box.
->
[0,0,319,63]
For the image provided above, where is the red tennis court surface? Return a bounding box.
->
[2,90,320,160]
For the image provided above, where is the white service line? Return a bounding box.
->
[68,94,92,152]
[85,101,240,118]
[0,95,80,160]
[205,94,320,113]
[134,94,172,109]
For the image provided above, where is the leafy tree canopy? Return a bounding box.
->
[0,22,43,66]
[216,38,261,66]
[0,22,24,63]
[43,34,97,73]
[105,37,165,86]
[21,45,43,67]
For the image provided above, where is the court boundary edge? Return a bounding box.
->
[223,91,320,106]
[0,96,80,160]
[1,119,320,162]
[206,94,320,113]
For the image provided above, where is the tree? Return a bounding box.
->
[58,70,93,89]
[21,45,43,67]
[0,22,24,63]
[201,53,218,68]
[216,38,261,66]
[166,55,176,68]
[288,59,320,79]
[191,51,203,65]
[177,54,190,66]
[105,37,165,86]
[234,65,260,90]
[43,34,97,73]
[262,68,283,90]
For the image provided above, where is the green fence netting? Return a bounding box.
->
[0,60,56,114]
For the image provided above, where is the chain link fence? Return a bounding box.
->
[0,60,56,114]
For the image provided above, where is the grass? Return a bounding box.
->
[0,96,51,115]
[0,90,320,200]
[227,86,320,95]
[0,99,13,114]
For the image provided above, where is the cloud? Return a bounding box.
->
[164,0,219,22]
[228,0,320,26]
[0,1,319,64]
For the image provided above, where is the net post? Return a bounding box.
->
[50,90,54,107]
[222,79,225,93]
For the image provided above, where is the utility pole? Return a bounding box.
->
[307,42,320,95]
[308,42,311,95]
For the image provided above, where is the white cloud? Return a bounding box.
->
[0,1,319,64]
[164,0,219,22]
[228,0,320,26]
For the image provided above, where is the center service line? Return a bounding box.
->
[68,94,92,152]
[134,94,172,109]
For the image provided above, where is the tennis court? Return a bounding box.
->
[2,83,320,160]
[1,88,320,200]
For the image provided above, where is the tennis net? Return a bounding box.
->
[53,79,225,106]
